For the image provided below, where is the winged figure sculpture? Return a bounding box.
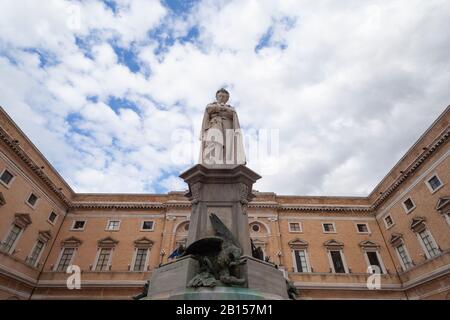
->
[186,213,247,288]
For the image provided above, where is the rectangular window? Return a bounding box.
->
[48,212,58,224]
[427,175,443,192]
[384,215,394,228]
[95,248,112,271]
[56,248,75,271]
[106,220,120,231]
[356,223,369,233]
[322,223,335,233]
[418,230,440,258]
[289,222,302,232]
[27,240,45,267]
[27,193,38,207]
[396,244,413,271]
[0,169,14,186]
[330,250,346,273]
[293,249,309,272]
[366,251,384,274]
[1,225,22,253]
[402,198,415,213]
[141,221,154,231]
[71,220,86,230]
[133,248,148,271]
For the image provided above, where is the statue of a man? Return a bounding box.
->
[199,89,246,165]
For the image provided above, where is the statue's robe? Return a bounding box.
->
[199,103,246,165]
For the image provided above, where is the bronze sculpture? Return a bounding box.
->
[186,213,247,288]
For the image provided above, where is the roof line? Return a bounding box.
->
[368,104,450,198]
[0,106,75,195]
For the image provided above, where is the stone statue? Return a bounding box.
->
[251,239,264,261]
[199,89,246,165]
[132,280,150,300]
[286,279,299,300]
[186,213,247,288]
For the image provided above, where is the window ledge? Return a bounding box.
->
[398,249,449,275]
[0,180,11,189]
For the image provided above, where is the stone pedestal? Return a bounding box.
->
[146,255,289,300]
[146,255,199,300]
[179,164,261,256]
[145,164,289,300]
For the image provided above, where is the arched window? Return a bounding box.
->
[173,221,190,252]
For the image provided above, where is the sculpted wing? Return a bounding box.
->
[209,213,240,248]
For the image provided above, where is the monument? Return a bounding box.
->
[144,89,290,300]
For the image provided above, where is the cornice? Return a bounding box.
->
[0,126,71,207]
[280,204,373,213]
[372,126,450,209]
[69,201,166,210]
[69,201,193,210]
[68,201,375,213]
[248,201,279,209]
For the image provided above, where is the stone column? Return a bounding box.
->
[179,164,261,256]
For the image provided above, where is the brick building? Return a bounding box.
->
[0,106,449,300]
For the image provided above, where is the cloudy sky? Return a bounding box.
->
[1,0,449,196]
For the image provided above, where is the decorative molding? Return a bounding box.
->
[410,216,427,233]
[133,237,154,249]
[249,220,271,235]
[375,148,450,219]
[280,204,373,213]
[359,240,380,249]
[61,236,82,248]
[70,202,166,210]
[288,238,309,249]
[0,263,38,287]
[279,215,376,221]
[0,126,71,207]
[292,280,402,291]
[251,238,267,246]
[14,213,32,229]
[0,284,30,299]
[436,196,450,213]
[372,126,450,209]
[248,201,279,209]
[190,182,201,205]
[389,233,404,247]
[323,239,344,249]
[97,237,119,248]
[165,202,191,209]
[36,279,147,288]
[37,230,52,243]
[66,213,165,219]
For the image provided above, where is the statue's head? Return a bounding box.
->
[215,88,229,104]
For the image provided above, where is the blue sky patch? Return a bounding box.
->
[162,0,198,15]
[107,96,141,113]
[110,43,141,73]
[103,0,118,13]
[23,48,58,68]
[255,27,274,53]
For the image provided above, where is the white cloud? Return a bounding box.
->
[1,0,449,195]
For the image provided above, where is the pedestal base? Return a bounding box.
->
[145,255,289,300]
[145,287,272,300]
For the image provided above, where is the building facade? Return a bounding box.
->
[0,106,449,300]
